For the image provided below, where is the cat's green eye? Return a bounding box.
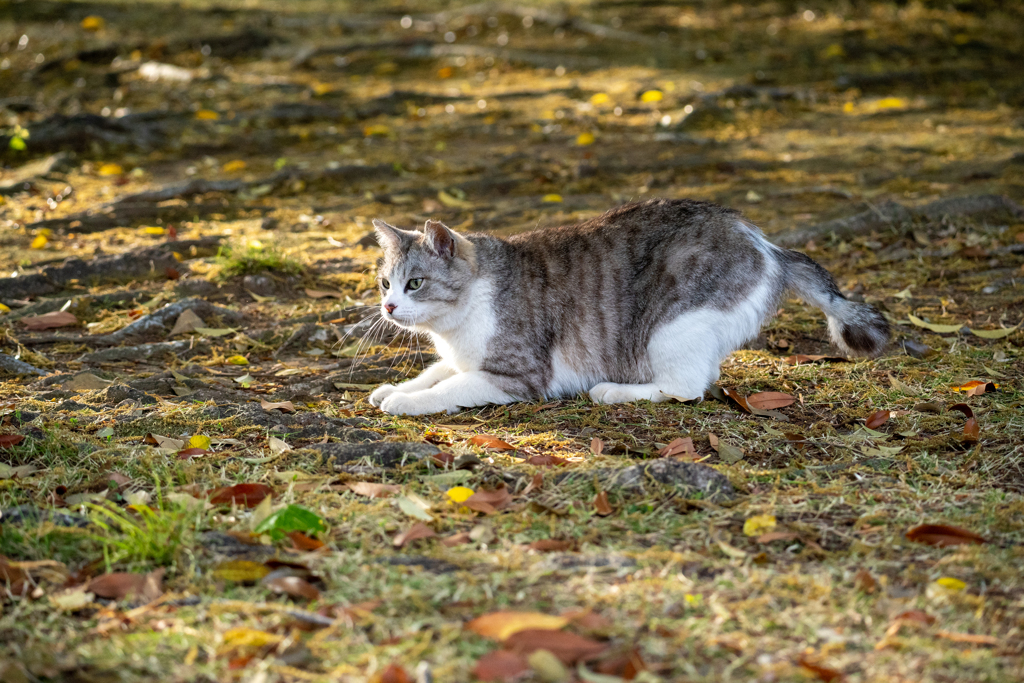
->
[407,278,423,291]
[381,278,390,289]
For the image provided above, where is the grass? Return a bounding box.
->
[214,244,305,280]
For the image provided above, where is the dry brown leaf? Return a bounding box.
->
[472,650,530,683]
[854,569,878,594]
[464,486,512,514]
[260,399,296,413]
[207,483,273,508]
[658,437,695,458]
[0,434,26,449]
[755,531,798,544]
[503,628,608,665]
[526,539,572,552]
[593,490,613,517]
[393,522,437,548]
[374,662,413,683]
[263,575,321,601]
[287,531,325,551]
[143,433,185,450]
[523,455,568,467]
[347,481,400,499]
[905,524,987,547]
[304,288,345,299]
[797,656,844,682]
[468,611,570,641]
[0,556,31,598]
[894,609,936,626]
[948,403,975,419]
[963,417,980,441]
[746,391,795,410]
[469,435,515,451]
[865,409,890,429]
[88,568,165,602]
[168,309,204,337]
[441,532,472,547]
[935,630,999,646]
[590,437,604,456]
[20,310,78,331]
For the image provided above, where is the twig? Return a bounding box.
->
[0,352,48,376]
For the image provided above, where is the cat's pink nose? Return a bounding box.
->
[384,303,397,314]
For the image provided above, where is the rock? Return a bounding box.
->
[557,460,736,502]
[1,505,88,527]
[309,441,439,468]
[380,555,460,574]
[676,105,736,131]
[541,554,636,571]
[88,383,158,406]
[260,216,280,230]
[355,232,378,248]
[197,402,381,443]
[174,278,219,298]
[242,274,276,297]
[199,531,274,559]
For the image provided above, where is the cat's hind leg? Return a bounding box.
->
[648,310,734,401]
[589,382,670,404]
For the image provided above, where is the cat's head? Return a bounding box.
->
[371,219,477,332]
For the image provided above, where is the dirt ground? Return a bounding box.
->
[1,1,1023,682]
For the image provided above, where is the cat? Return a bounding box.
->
[367,198,888,415]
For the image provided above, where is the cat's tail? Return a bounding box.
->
[779,249,889,357]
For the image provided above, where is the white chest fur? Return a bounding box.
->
[428,278,497,373]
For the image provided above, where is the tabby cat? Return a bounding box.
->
[368,198,888,415]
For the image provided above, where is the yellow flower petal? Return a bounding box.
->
[640,90,663,103]
[446,486,475,503]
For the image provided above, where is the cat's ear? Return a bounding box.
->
[372,219,404,253]
[423,220,456,259]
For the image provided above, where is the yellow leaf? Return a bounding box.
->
[364,124,391,137]
[226,355,249,365]
[843,101,855,113]
[935,577,966,591]
[743,514,777,537]
[446,486,475,503]
[909,314,962,334]
[0,303,10,313]
[222,627,281,648]
[970,322,1020,339]
[98,163,123,176]
[312,82,333,96]
[142,226,165,235]
[590,93,610,105]
[222,159,247,173]
[195,109,220,120]
[213,561,271,583]
[30,235,48,249]
[467,611,569,641]
[576,132,595,146]
[542,194,563,203]
[875,97,907,110]
[640,90,663,103]
[188,434,212,450]
[437,190,473,209]
[81,15,105,31]
[822,43,845,59]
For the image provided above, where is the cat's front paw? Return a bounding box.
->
[369,384,400,407]
[379,392,445,416]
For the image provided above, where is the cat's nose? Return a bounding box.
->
[384,302,397,314]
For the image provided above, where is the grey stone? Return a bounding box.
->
[309,441,440,468]
[557,460,736,502]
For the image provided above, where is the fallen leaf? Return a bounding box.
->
[894,609,935,626]
[463,487,513,514]
[213,560,272,583]
[576,132,595,146]
[468,611,570,641]
[0,434,26,449]
[784,354,846,366]
[255,505,326,538]
[438,189,473,209]
[98,163,123,176]
[504,629,608,665]
[208,483,274,508]
[935,630,999,646]
[260,399,295,413]
[287,531,325,551]
[935,576,967,591]
[30,234,48,249]
[469,435,515,451]
[188,434,211,450]
[948,403,974,419]
[908,314,963,334]
[446,486,475,503]
[528,650,568,681]
[0,556,31,597]
[743,514,777,537]
[963,417,980,441]
[797,656,844,682]
[593,491,613,517]
[304,288,345,299]
[658,437,695,458]
[865,409,890,429]
[746,392,795,410]
[268,435,292,454]
[472,650,530,682]
[442,532,472,547]
[222,159,247,173]
[348,482,400,498]
[640,90,663,102]
[590,438,604,456]
[194,327,235,337]
[376,663,413,683]
[708,434,744,464]
[20,311,78,330]
[905,524,987,547]
[143,433,185,450]
[854,569,878,593]
[541,193,563,203]
[969,321,1020,339]
[397,496,433,521]
[526,539,572,552]
[176,447,207,459]
[263,575,320,601]
[168,309,204,336]
[756,531,798,543]
[394,522,437,547]
[226,355,249,366]
[88,568,165,602]
[524,455,568,467]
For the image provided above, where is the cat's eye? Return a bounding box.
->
[380,278,390,289]
[406,278,423,291]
